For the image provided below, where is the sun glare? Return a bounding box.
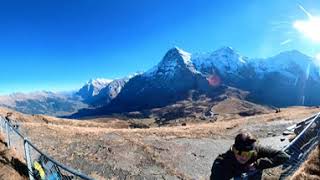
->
[293,16,320,43]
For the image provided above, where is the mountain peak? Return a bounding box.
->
[216,46,235,53]
[276,49,310,58]
[192,46,247,75]
[144,47,198,77]
[268,50,313,69]
[165,47,192,64]
[78,78,112,99]
[213,46,243,58]
[87,78,113,86]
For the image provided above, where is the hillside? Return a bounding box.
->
[72,85,273,122]
[1,106,319,179]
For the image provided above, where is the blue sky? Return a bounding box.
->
[0,0,320,95]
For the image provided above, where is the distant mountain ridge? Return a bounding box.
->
[1,46,320,117]
[77,78,113,100]
[0,91,88,116]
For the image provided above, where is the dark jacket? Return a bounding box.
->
[210,145,290,180]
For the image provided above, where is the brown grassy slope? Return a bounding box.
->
[135,88,273,124]
[16,107,319,148]
[0,134,28,180]
[291,144,320,180]
[2,106,319,138]
[1,106,318,179]
[18,106,319,179]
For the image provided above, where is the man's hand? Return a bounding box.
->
[248,163,257,171]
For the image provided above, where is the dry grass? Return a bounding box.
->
[291,144,320,180]
[19,106,319,140]
[212,97,271,117]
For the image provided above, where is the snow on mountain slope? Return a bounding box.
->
[89,78,129,106]
[192,46,248,76]
[251,50,320,81]
[145,47,200,78]
[193,47,320,82]
[77,78,112,99]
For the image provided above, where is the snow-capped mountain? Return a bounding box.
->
[102,47,212,112]
[193,48,320,106]
[87,78,129,107]
[116,47,320,111]
[247,50,320,106]
[193,48,320,83]
[193,46,248,76]
[145,47,200,77]
[252,50,320,80]
[2,46,320,118]
[0,77,128,116]
[76,78,112,101]
[192,47,255,89]
[70,47,320,118]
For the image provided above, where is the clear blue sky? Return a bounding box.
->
[0,0,319,95]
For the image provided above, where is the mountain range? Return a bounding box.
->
[1,46,319,118]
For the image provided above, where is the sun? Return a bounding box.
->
[316,53,320,61]
[293,16,320,43]
[315,53,320,66]
[293,5,320,43]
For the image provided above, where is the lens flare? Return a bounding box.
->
[207,75,221,87]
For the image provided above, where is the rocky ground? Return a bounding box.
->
[0,134,28,180]
[0,106,319,179]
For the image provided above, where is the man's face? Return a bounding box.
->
[233,148,255,164]
[235,153,251,164]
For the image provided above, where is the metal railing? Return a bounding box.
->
[280,112,320,179]
[0,116,94,180]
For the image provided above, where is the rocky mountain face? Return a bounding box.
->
[86,78,129,107]
[76,78,112,101]
[104,48,214,112]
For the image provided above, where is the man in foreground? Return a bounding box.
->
[210,131,290,180]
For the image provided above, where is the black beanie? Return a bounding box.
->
[234,132,256,151]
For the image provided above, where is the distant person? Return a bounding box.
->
[210,131,290,180]
[5,112,12,123]
[5,112,19,129]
